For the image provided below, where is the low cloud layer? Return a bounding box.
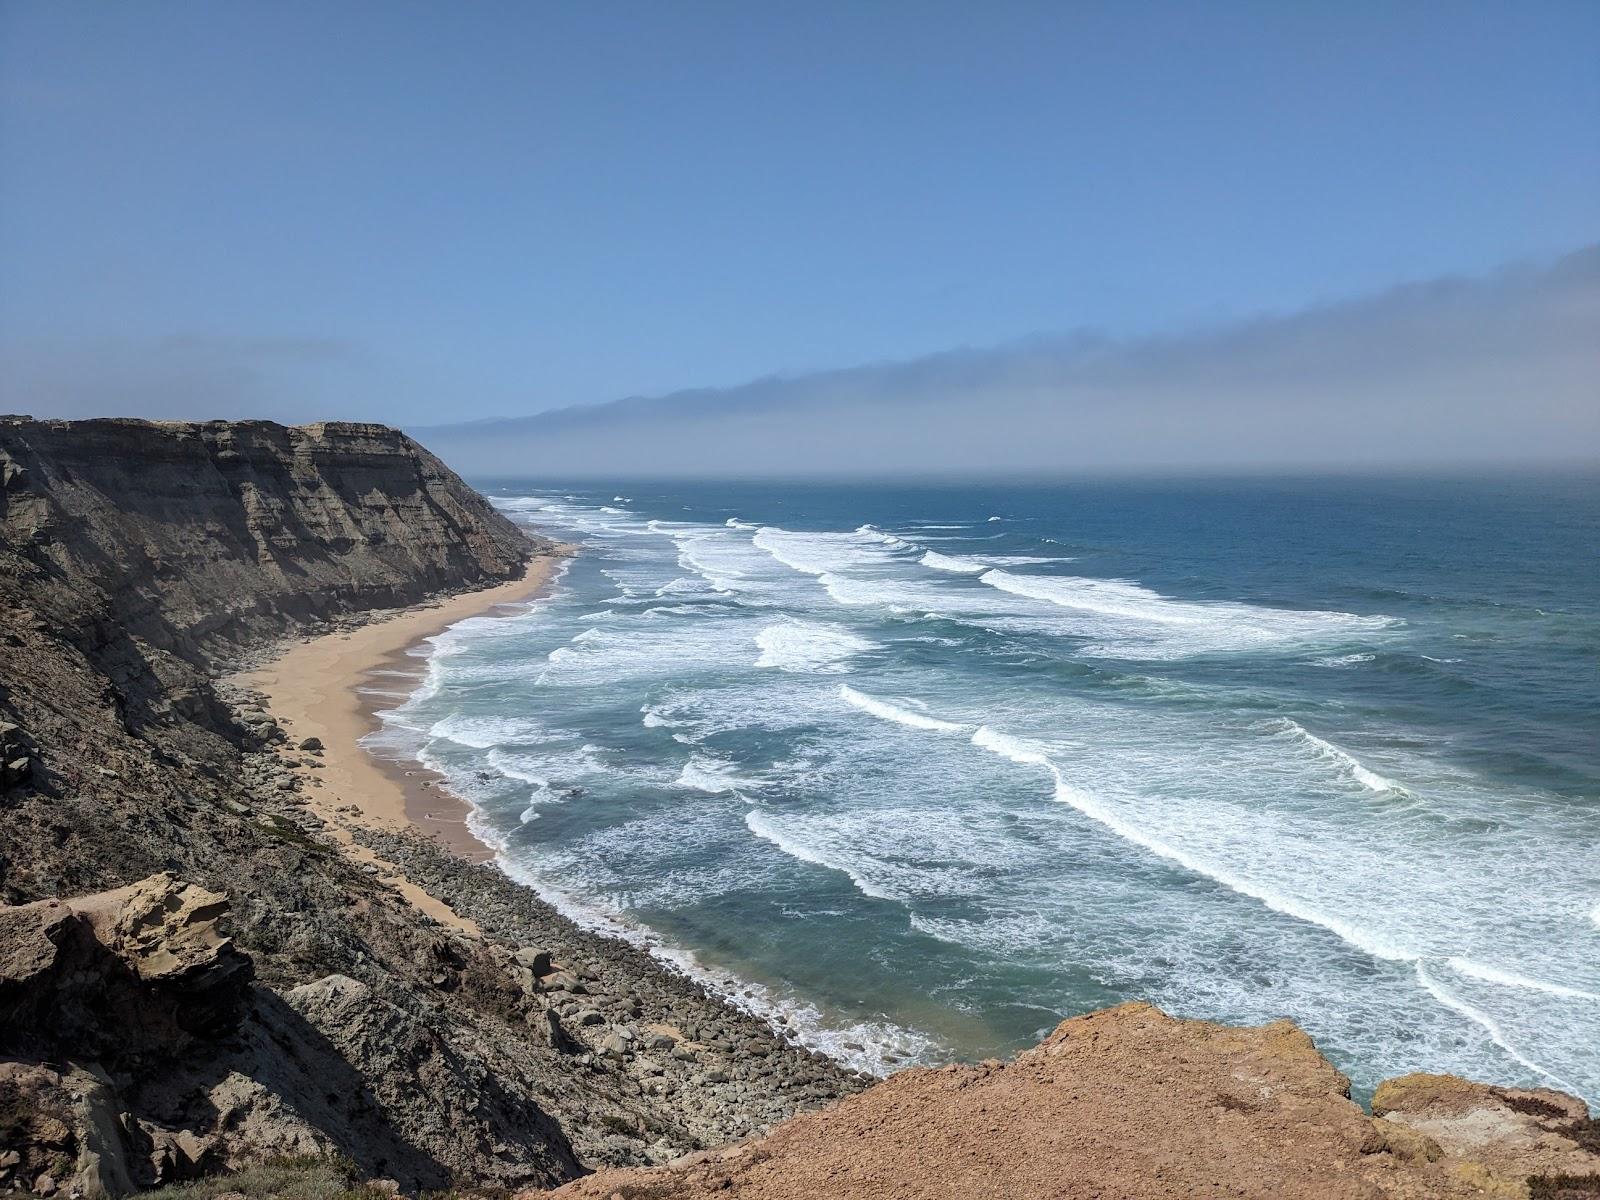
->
[417,247,1599,477]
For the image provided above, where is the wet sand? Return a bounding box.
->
[236,551,570,869]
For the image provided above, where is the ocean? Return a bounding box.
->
[366,473,1599,1102]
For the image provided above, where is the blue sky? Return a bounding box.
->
[1,1,1596,426]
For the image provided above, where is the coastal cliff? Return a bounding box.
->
[0,418,1594,1200]
[0,419,861,1198]
[0,416,530,658]
[0,416,537,779]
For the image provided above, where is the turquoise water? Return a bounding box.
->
[368,475,1600,1100]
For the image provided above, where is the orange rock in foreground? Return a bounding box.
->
[544,1002,1600,1200]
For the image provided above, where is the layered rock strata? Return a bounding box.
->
[0,419,860,1196]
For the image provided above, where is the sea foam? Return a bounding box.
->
[839,684,968,732]
[745,809,898,901]
[754,620,875,672]
[919,550,987,574]
[676,754,758,794]
[1273,719,1407,794]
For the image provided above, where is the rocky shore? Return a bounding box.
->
[3,416,1596,1200]
[211,692,869,1161]
[0,418,859,1198]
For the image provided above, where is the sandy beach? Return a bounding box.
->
[234,551,570,922]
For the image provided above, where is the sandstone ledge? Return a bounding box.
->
[545,1003,1600,1200]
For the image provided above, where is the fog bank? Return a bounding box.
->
[416,248,1599,478]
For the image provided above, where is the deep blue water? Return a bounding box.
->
[368,473,1599,1100]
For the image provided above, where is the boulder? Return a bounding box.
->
[84,874,237,984]
[0,1061,135,1200]
[514,946,553,975]
[532,1007,581,1055]
[0,874,252,1056]
[2,755,30,788]
[539,969,585,994]
[0,719,31,791]
[0,898,74,996]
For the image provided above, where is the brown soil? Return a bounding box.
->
[548,1002,1600,1200]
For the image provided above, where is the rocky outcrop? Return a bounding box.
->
[0,418,858,1197]
[0,875,257,1199]
[0,417,532,663]
[0,873,252,1059]
[547,1003,1600,1200]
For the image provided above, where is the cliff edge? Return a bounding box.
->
[552,1003,1600,1200]
[0,418,861,1198]
[1,418,1592,1200]
[0,416,531,658]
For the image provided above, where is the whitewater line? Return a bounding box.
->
[1276,719,1409,795]
[965,721,1591,1090]
[744,810,897,902]
[967,725,1415,962]
[1444,956,1600,1004]
[1414,963,1582,1095]
[839,684,970,733]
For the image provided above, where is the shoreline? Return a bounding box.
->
[234,550,571,896]
[225,542,877,1122]
[232,545,924,1074]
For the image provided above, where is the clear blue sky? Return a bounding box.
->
[1,1,1596,424]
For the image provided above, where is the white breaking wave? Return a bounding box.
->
[974,555,1077,565]
[980,568,1393,658]
[427,713,544,750]
[920,550,987,574]
[1274,719,1407,794]
[1313,653,1376,667]
[725,517,758,529]
[855,524,914,549]
[968,725,1415,962]
[1444,956,1600,1004]
[982,571,1205,626]
[753,525,911,576]
[1414,963,1582,1094]
[754,620,875,672]
[744,810,898,901]
[987,515,1003,522]
[485,749,548,788]
[839,684,969,733]
[676,754,758,794]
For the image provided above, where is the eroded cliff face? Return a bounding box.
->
[0,418,582,1192]
[0,418,861,1198]
[0,417,532,662]
[0,416,540,784]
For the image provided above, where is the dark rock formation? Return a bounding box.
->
[0,873,252,1060]
[0,417,530,659]
[0,418,859,1197]
[0,416,537,780]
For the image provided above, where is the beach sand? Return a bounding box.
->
[234,550,570,930]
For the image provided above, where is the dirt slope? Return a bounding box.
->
[549,1003,1600,1200]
